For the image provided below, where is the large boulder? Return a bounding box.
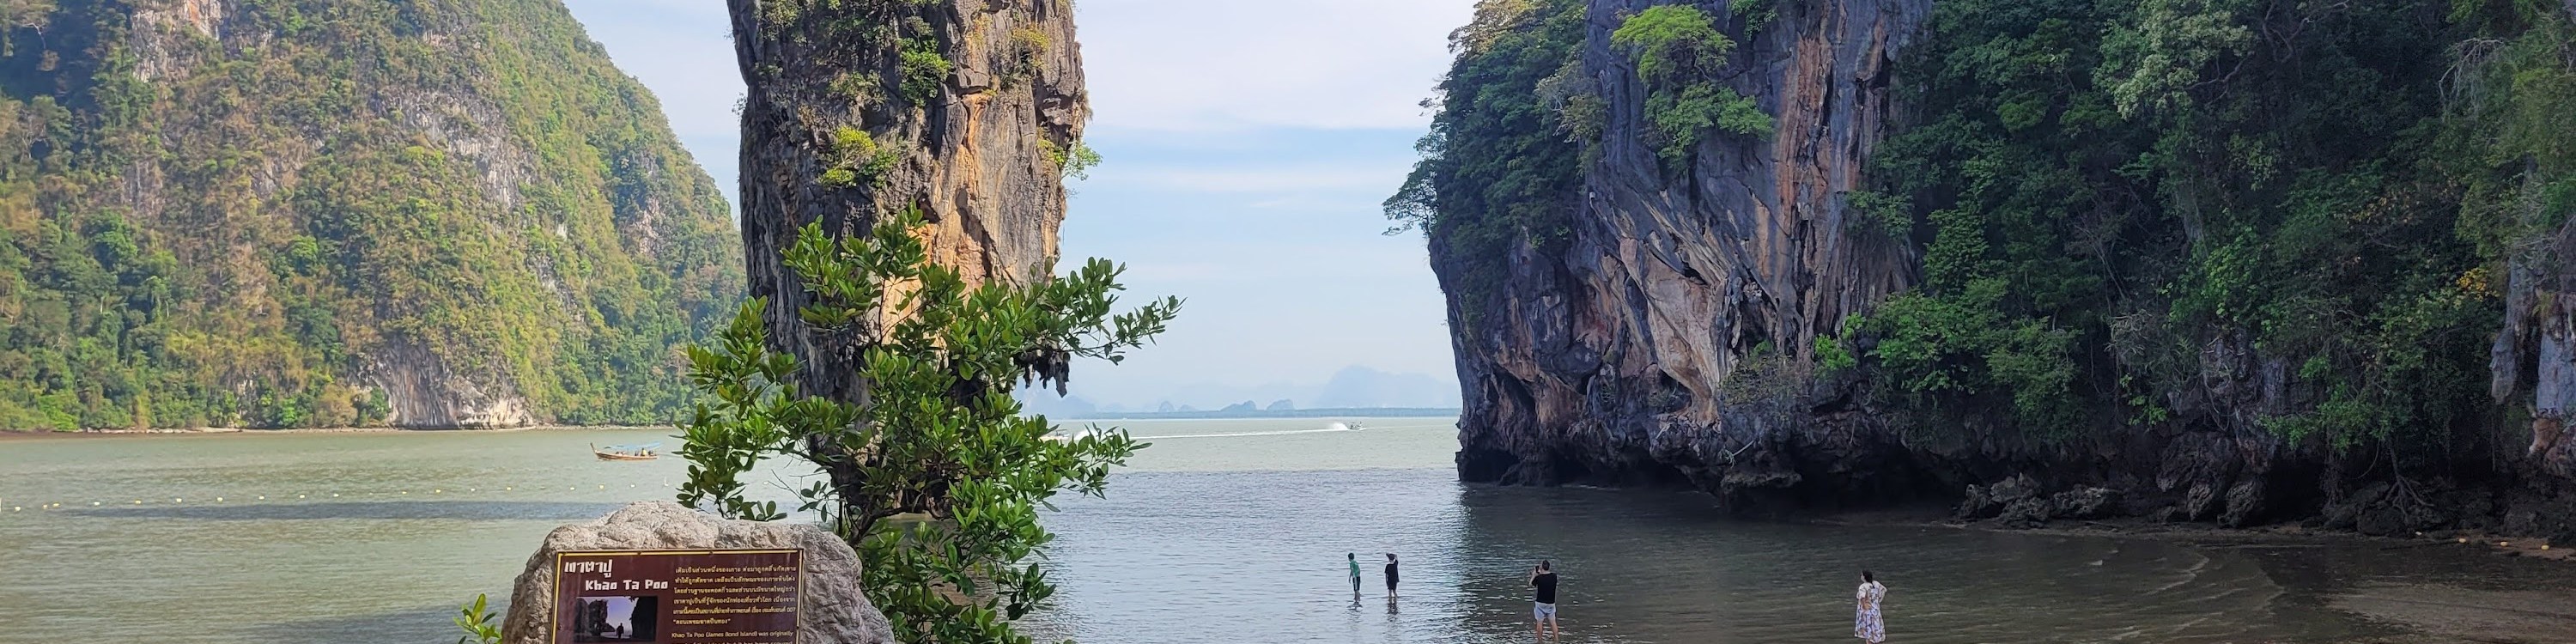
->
[2217,479,2267,528]
[1957,474,2043,520]
[1997,497,2056,529]
[499,501,893,644]
[2051,486,2121,520]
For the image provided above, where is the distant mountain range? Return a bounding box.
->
[1022,365,1460,417]
[1049,407,1460,421]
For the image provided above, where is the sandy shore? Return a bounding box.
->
[1814,504,2576,643]
[1812,501,2571,556]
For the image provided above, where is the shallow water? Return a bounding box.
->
[1,419,2572,643]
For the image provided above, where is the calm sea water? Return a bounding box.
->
[1,419,2572,643]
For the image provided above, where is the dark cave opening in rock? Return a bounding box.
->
[1546,451,1595,485]
[1622,459,1695,489]
[1456,447,1521,483]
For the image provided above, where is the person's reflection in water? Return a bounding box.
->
[1382,594,1400,638]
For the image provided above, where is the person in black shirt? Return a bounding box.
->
[1384,553,1400,598]
[1528,560,1559,639]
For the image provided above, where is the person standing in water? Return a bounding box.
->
[1528,561,1560,640]
[1383,553,1400,598]
[1347,553,1362,598]
[1855,570,1888,643]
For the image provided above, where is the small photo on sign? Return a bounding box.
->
[570,595,659,643]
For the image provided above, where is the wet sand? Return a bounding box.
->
[1820,505,2576,642]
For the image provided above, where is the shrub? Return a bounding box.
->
[677,210,1180,643]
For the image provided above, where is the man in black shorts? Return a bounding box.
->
[1384,553,1400,598]
[1529,560,1559,639]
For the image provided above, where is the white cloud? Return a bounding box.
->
[1075,0,1476,131]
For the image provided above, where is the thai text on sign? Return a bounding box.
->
[552,549,802,644]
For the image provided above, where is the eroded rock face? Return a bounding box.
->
[728,0,1083,406]
[499,501,894,644]
[361,337,532,428]
[1448,0,1929,501]
[2492,218,2576,478]
[1435,0,2576,536]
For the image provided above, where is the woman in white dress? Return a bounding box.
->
[1854,570,1887,643]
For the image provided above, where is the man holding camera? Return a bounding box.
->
[1528,561,1560,639]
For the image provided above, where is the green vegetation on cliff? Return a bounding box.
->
[1611,4,1771,165]
[0,0,740,429]
[1405,0,2576,463]
[1389,0,1776,321]
[1857,0,2565,453]
[1385,0,1589,319]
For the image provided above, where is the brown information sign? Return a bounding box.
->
[552,549,802,644]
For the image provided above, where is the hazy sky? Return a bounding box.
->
[557,0,1477,408]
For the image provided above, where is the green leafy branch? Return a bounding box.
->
[676,208,1179,643]
[453,594,501,644]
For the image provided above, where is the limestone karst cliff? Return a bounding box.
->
[726,0,1084,404]
[1398,0,1928,499]
[0,0,741,429]
[1405,0,2576,537]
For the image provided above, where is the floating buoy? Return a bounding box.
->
[10,507,18,512]
[214,497,222,502]
[2501,541,2513,547]
[598,484,605,490]
[91,501,100,507]
[258,495,265,501]
[297,495,307,499]
[2459,538,2470,544]
[173,498,182,503]
[400,490,409,495]
[506,486,513,491]
[131,500,142,504]
[331,493,340,497]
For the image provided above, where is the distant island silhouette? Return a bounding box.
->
[1049,408,1461,421]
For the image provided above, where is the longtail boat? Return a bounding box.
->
[592,442,661,461]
